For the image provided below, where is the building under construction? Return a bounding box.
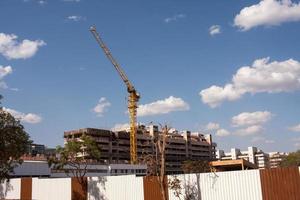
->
[64,125,216,174]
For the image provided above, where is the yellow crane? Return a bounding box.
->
[90,26,140,164]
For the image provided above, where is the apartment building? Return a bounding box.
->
[216,147,269,169]
[64,125,217,174]
[268,152,288,168]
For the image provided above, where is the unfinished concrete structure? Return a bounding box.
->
[216,147,269,169]
[268,152,288,168]
[64,125,217,174]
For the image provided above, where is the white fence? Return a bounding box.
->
[32,177,72,200]
[88,175,144,200]
[0,178,21,199]
[1,167,299,200]
[168,170,263,200]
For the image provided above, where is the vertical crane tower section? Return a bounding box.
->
[90,26,140,164]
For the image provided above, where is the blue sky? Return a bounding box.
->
[1,0,300,152]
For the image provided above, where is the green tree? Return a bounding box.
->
[48,135,101,190]
[0,95,31,182]
[280,150,300,167]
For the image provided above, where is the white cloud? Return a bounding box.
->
[38,0,46,5]
[164,14,186,23]
[63,0,80,2]
[3,107,42,124]
[209,25,221,35]
[232,111,272,127]
[0,65,12,79]
[111,123,130,132]
[234,0,300,31]
[66,15,85,22]
[288,123,300,132]
[200,84,243,108]
[205,122,220,131]
[200,57,300,107]
[137,96,190,117]
[251,136,275,143]
[93,97,111,117]
[216,129,230,137]
[0,65,13,89]
[234,125,263,136]
[265,139,275,144]
[0,33,45,60]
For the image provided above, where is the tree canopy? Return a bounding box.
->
[0,95,31,182]
[280,150,300,167]
[48,135,101,185]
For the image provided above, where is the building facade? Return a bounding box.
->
[216,147,269,169]
[268,152,288,168]
[64,125,217,174]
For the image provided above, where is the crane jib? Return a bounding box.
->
[90,26,140,164]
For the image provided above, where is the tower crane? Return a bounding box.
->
[90,26,140,164]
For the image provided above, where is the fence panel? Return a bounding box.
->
[143,176,168,200]
[0,178,21,200]
[260,167,300,200]
[88,175,144,200]
[32,177,72,200]
[168,170,262,200]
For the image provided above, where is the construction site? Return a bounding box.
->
[64,125,217,174]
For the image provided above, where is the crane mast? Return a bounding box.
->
[90,26,140,164]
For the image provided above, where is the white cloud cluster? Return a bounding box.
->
[232,111,272,127]
[137,96,190,117]
[251,136,275,144]
[288,123,300,132]
[111,123,130,132]
[216,129,230,137]
[93,97,111,117]
[204,122,230,137]
[200,57,300,107]
[209,25,221,35]
[232,111,272,136]
[0,33,45,60]
[206,122,220,131]
[3,107,42,124]
[67,15,85,22]
[234,0,300,31]
[164,14,186,23]
[0,65,13,89]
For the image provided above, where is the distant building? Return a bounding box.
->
[210,159,257,171]
[25,143,56,158]
[268,152,288,168]
[10,160,147,178]
[64,124,217,174]
[26,143,46,156]
[216,147,269,169]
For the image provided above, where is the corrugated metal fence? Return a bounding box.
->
[168,170,263,200]
[260,167,300,200]
[88,175,144,200]
[1,167,299,200]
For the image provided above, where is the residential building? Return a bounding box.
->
[268,152,288,168]
[216,146,269,169]
[64,124,217,174]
